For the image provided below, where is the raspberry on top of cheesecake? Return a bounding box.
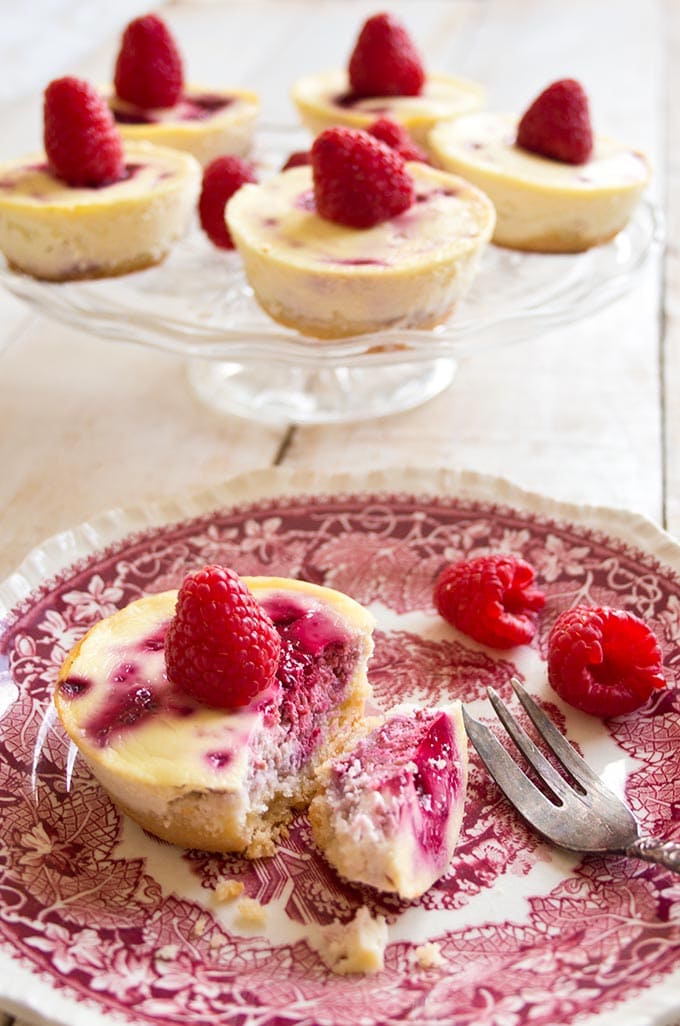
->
[292,12,484,150]
[54,568,375,857]
[226,126,495,338]
[0,76,200,281]
[109,13,259,165]
[429,78,650,253]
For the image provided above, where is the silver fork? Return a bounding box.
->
[462,678,680,873]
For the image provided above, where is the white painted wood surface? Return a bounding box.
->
[0,1,676,1024]
[0,0,669,587]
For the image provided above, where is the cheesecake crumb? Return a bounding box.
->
[214,878,245,902]
[414,941,445,969]
[308,906,387,975]
[236,896,268,927]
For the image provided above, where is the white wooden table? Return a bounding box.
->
[0,2,678,1024]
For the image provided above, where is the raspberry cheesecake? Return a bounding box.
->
[0,76,200,281]
[292,13,483,150]
[310,703,468,899]
[226,151,495,338]
[0,142,200,281]
[429,80,650,252]
[110,14,259,165]
[54,573,375,856]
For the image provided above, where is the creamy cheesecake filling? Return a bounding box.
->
[429,111,650,252]
[292,69,485,143]
[228,164,491,270]
[0,155,190,208]
[310,703,468,898]
[330,74,482,118]
[327,709,462,868]
[431,112,649,189]
[57,586,362,796]
[111,92,239,125]
[0,141,201,280]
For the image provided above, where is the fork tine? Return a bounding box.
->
[486,687,576,805]
[510,679,610,794]
[461,707,572,837]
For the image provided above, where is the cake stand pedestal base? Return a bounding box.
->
[187,357,457,424]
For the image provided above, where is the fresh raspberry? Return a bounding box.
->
[516,78,593,165]
[198,155,257,249]
[368,117,428,162]
[547,606,665,717]
[282,150,311,171]
[114,13,183,109]
[43,77,124,187]
[164,565,281,709]
[348,13,425,98]
[434,554,545,649]
[311,126,414,228]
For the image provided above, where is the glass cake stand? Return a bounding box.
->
[0,125,662,425]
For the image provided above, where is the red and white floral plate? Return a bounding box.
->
[1,467,679,1026]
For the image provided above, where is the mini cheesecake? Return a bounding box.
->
[226,162,495,338]
[0,141,200,281]
[310,703,468,899]
[54,578,375,856]
[109,85,260,166]
[292,69,484,150]
[429,111,651,252]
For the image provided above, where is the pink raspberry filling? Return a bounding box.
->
[329,708,461,862]
[113,93,234,125]
[58,592,359,762]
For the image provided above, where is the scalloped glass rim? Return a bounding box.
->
[0,127,663,370]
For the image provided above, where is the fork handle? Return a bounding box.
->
[625,835,680,874]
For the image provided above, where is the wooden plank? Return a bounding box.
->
[0,319,287,581]
[280,291,663,520]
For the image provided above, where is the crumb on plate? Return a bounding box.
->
[214,878,245,902]
[414,941,446,969]
[307,906,388,975]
